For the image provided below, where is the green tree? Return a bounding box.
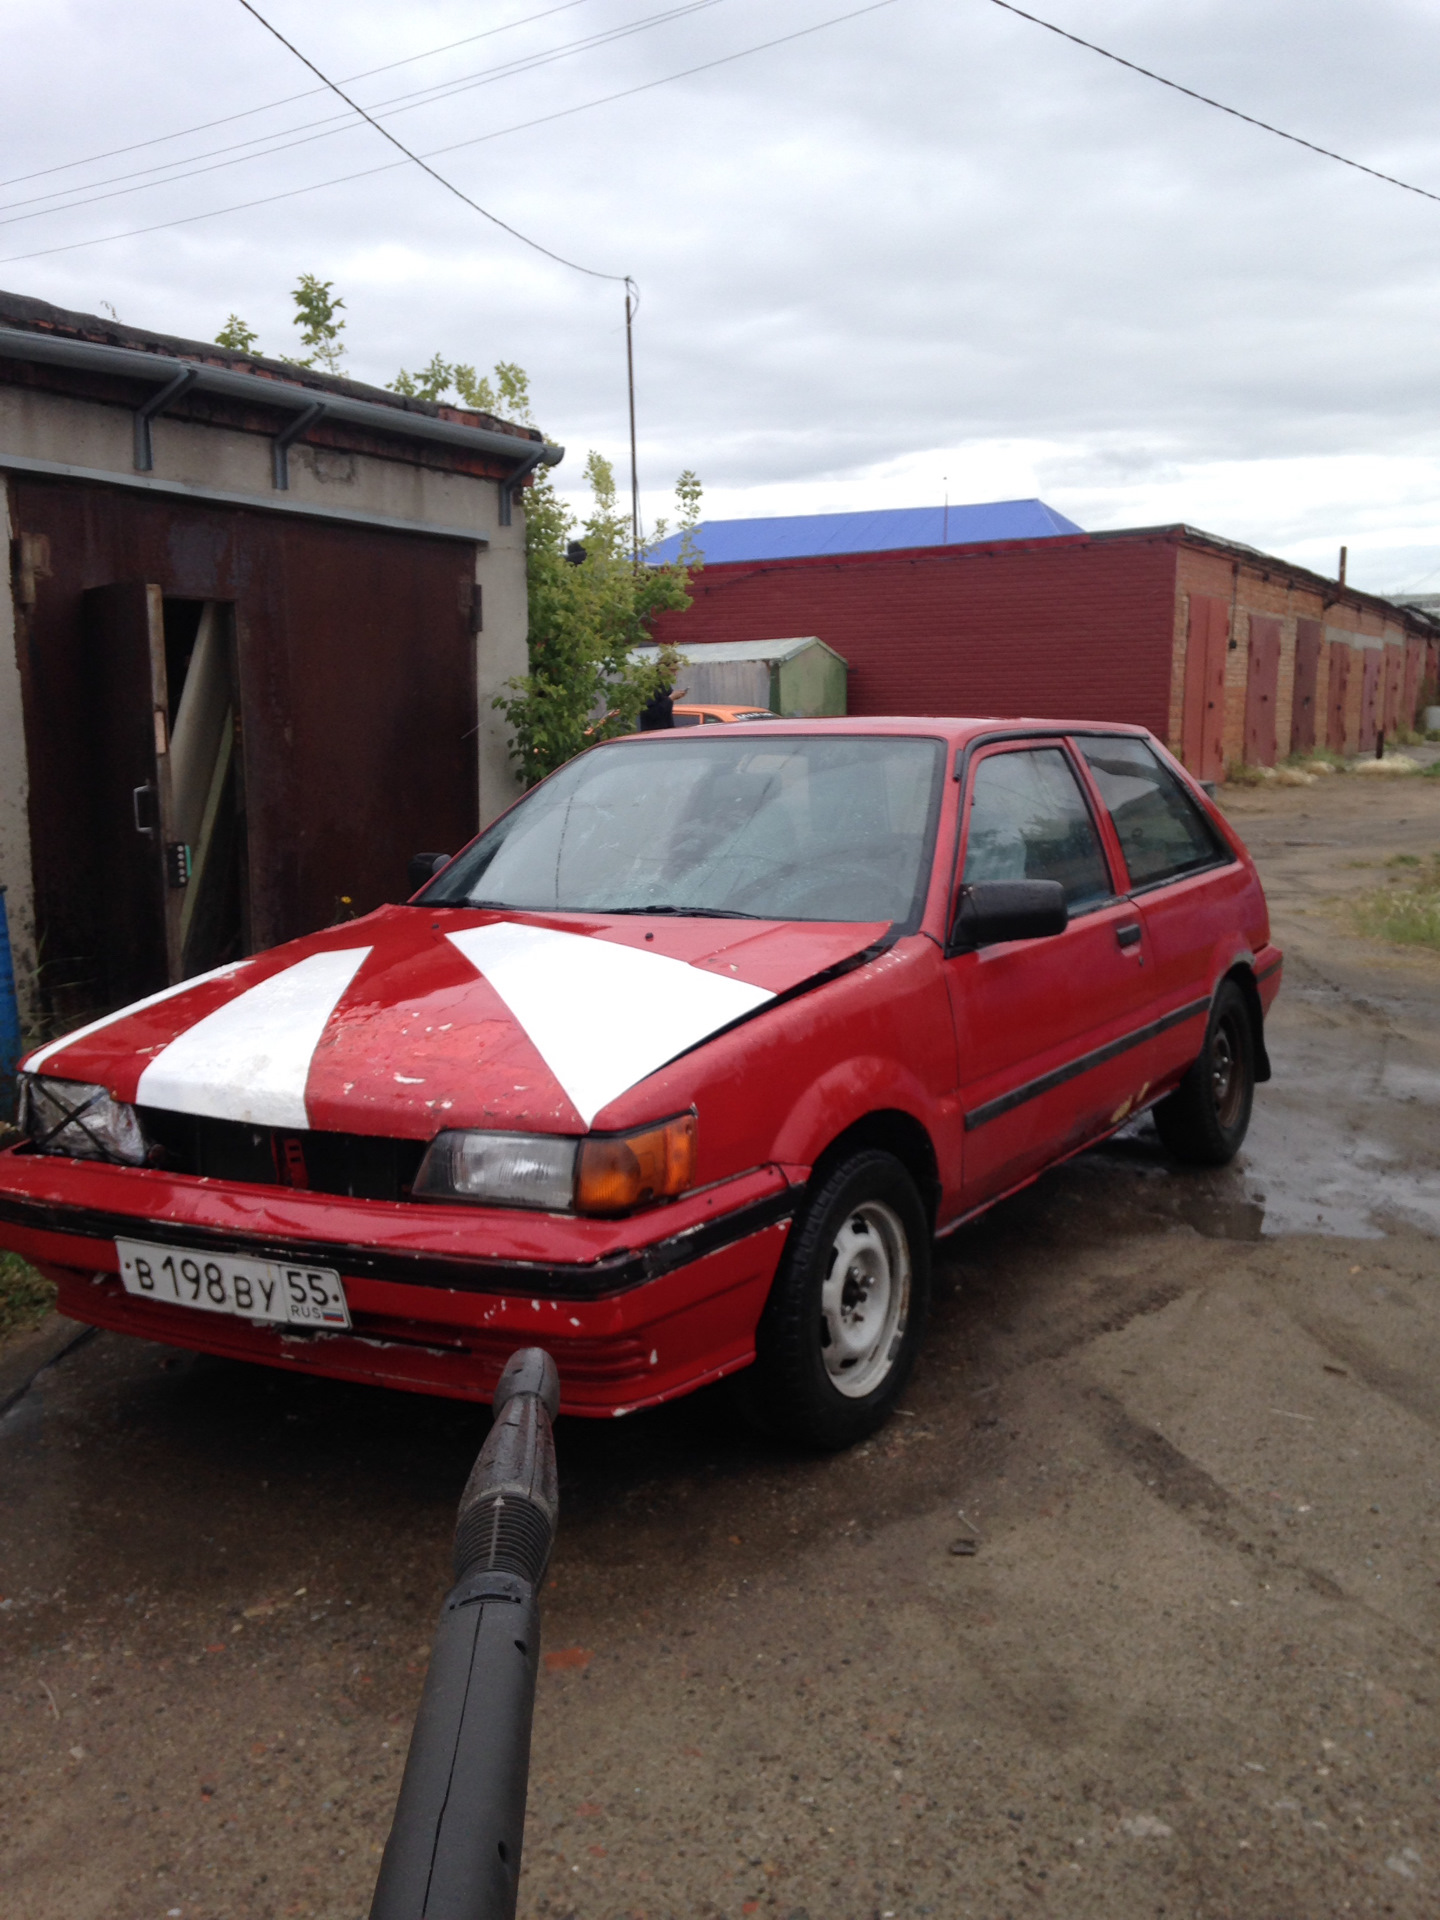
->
[390,351,454,402]
[286,272,346,374]
[390,355,531,420]
[389,348,701,784]
[215,314,261,353]
[497,447,701,786]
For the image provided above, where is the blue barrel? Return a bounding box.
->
[0,886,21,1121]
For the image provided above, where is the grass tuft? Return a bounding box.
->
[1352,860,1440,949]
[0,1252,57,1342]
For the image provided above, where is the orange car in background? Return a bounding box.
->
[671,703,779,725]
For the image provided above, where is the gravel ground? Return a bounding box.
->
[3,771,1440,1920]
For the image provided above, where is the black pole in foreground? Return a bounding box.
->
[370,1349,560,1920]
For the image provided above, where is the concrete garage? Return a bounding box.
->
[0,291,559,1032]
[649,511,1440,783]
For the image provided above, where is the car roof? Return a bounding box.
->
[672,702,773,717]
[614,715,1158,745]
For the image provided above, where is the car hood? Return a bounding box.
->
[22,907,891,1136]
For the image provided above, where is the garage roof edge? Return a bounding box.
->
[1089,523,1438,634]
[0,313,562,470]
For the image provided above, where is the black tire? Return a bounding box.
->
[1153,978,1256,1166]
[743,1149,930,1449]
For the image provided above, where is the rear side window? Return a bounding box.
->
[963,746,1114,911]
[1078,737,1227,888]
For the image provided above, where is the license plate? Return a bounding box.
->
[116,1237,351,1329]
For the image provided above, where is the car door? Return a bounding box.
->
[945,741,1159,1208]
[1073,735,1248,1089]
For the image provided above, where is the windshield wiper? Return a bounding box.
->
[604,904,760,919]
[417,898,763,919]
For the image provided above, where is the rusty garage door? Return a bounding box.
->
[1244,615,1282,768]
[9,476,479,1021]
[1182,594,1229,783]
[1290,618,1322,756]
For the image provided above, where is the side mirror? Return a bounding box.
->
[408,851,452,895]
[950,879,1068,952]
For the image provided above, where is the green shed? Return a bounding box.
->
[631,635,847,716]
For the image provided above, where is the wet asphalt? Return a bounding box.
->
[3,771,1440,1920]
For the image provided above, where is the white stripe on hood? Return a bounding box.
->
[24,959,251,1075]
[137,947,371,1127]
[448,922,771,1127]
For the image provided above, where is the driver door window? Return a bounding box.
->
[946,744,1158,1206]
[963,745,1114,910]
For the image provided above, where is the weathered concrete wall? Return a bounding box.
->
[476,506,530,827]
[0,384,512,537]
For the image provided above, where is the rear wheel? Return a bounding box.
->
[744,1149,930,1449]
[1153,979,1256,1165]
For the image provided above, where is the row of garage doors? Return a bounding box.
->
[1183,597,1429,782]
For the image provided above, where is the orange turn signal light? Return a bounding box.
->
[575,1112,697,1215]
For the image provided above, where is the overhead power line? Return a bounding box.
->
[233,0,629,283]
[989,0,1440,209]
[0,0,899,269]
[0,0,736,227]
[0,0,599,192]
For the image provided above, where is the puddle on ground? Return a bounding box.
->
[1060,1125,1272,1242]
[1059,1103,1440,1244]
[1040,1007,1440,1246]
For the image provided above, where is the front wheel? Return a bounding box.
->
[1153,979,1256,1165]
[744,1149,930,1449]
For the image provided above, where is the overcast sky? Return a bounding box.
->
[5,0,1440,590]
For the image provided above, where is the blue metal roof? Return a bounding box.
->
[647,499,1082,566]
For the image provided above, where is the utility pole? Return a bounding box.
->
[625,281,640,564]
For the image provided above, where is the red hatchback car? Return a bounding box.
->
[1,720,1279,1447]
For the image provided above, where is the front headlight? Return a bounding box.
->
[413,1131,578,1210]
[18,1075,148,1165]
[414,1114,697,1215]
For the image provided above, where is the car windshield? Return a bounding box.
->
[422,734,946,923]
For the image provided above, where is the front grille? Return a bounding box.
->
[138,1108,425,1202]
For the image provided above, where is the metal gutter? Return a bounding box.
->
[0,450,489,546]
[498,443,548,528]
[0,325,564,476]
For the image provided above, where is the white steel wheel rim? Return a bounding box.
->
[818,1199,911,1399]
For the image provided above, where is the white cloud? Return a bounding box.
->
[4,0,1440,592]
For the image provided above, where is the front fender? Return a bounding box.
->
[768,1053,957,1179]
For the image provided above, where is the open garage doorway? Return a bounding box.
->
[84,586,249,1006]
[163,598,250,981]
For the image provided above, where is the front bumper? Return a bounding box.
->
[0,1147,797,1416]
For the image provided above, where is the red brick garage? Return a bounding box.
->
[649,523,1439,781]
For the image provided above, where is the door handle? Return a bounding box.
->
[1116,922,1142,949]
[132,782,158,839]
